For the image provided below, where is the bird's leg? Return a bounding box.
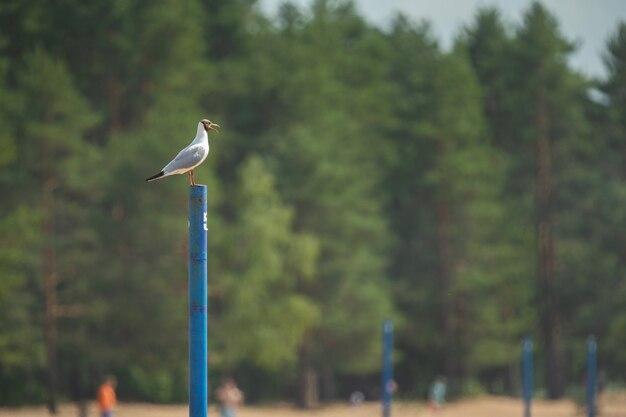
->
[189,170,196,186]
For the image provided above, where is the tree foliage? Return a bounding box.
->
[0,0,624,406]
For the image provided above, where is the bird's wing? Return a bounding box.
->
[162,144,208,173]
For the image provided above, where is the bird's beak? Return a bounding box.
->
[208,123,220,133]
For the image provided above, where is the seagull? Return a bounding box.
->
[146,119,219,186]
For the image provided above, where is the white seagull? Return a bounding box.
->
[146,119,220,186]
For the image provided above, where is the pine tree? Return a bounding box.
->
[247,1,395,405]
[590,21,626,376]
[513,3,585,398]
[213,156,319,371]
[1,49,99,412]
[460,8,536,394]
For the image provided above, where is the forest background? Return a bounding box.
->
[1,0,626,412]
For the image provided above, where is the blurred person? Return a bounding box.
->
[97,375,117,417]
[387,379,398,395]
[349,390,365,406]
[428,376,447,413]
[216,376,244,417]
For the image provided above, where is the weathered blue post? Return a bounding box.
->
[587,336,597,417]
[189,185,207,417]
[523,336,533,417]
[382,319,393,417]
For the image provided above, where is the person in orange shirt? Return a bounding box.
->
[97,375,117,417]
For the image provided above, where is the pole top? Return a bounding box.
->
[189,185,207,199]
[523,336,533,351]
[383,319,393,332]
[587,336,597,352]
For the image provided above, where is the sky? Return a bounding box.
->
[258,0,626,78]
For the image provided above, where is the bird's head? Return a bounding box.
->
[201,119,220,133]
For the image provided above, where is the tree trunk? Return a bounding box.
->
[298,336,319,408]
[320,365,337,402]
[436,197,456,387]
[71,363,88,417]
[508,362,518,396]
[41,120,59,414]
[106,75,122,132]
[42,174,58,414]
[535,88,564,399]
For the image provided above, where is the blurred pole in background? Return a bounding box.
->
[523,336,533,417]
[189,185,207,417]
[587,336,597,417]
[382,319,393,417]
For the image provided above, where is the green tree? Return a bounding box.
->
[0,58,47,405]
[381,18,444,395]
[513,3,585,398]
[213,156,319,371]
[384,14,529,395]
[254,1,395,405]
[463,8,517,151]
[466,2,591,398]
[588,21,626,377]
[0,49,100,410]
[460,8,536,394]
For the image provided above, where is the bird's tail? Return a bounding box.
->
[146,171,165,182]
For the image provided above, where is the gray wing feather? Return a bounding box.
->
[162,144,208,174]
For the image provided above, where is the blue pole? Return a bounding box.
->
[189,185,207,417]
[523,336,533,417]
[587,336,597,417]
[382,319,393,417]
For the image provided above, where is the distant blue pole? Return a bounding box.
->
[382,319,393,417]
[189,185,207,417]
[523,336,533,417]
[587,336,597,417]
